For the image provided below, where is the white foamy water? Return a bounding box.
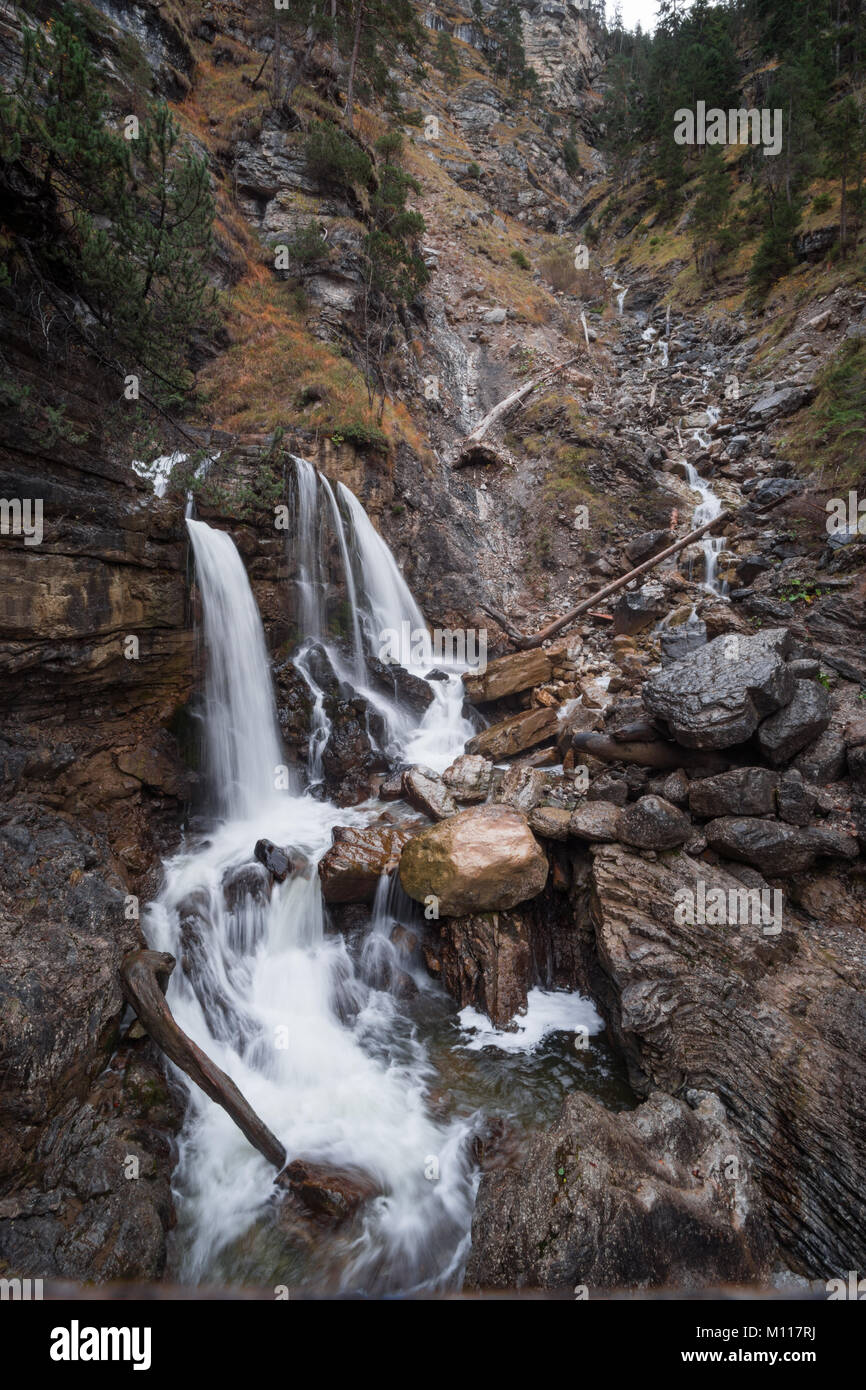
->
[458,989,604,1053]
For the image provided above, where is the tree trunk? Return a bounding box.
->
[499,510,732,649]
[345,0,365,130]
[121,949,287,1172]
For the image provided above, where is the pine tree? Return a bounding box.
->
[826,95,865,254]
[692,145,732,277]
[0,7,216,406]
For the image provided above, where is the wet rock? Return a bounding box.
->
[643,628,795,749]
[688,767,779,818]
[462,648,553,703]
[320,697,389,806]
[493,764,549,813]
[660,617,708,664]
[281,1159,379,1226]
[365,655,435,715]
[659,769,690,805]
[399,805,548,916]
[569,801,624,842]
[223,862,271,914]
[704,817,858,875]
[466,1089,774,1292]
[401,767,457,821]
[620,795,692,850]
[587,772,629,806]
[254,838,294,882]
[757,679,831,766]
[433,910,532,1029]
[443,753,494,803]
[624,529,674,566]
[318,823,415,903]
[792,729,847,784]
[612,582,667,636]
[776,771,818,827]
[378,771,406,800]
[589,843,866,1274]
[465,707,559,759]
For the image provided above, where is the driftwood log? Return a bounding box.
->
[121,949,287,1171]
[489,510,732,649]
[454,354,589,467]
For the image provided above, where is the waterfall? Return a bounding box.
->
[337,481,427,647]
[147,494,481,1294]
[187,519,290,817]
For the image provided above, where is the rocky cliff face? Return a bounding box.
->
[0,293,191,1278]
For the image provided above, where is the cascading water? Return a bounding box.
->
[147,514,478,1294]
[145,462,615,1295]
[685,405,726,595]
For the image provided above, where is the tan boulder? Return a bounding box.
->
[399,804,548,916]
[463,648,552,703]
[466,707,559,759]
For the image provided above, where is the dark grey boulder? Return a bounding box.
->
[612,582,668,636]
[757,678,831,766]
[776,771,818,827]
[643,628,795,750]
[705,817,858,875]
[792,729,847,784]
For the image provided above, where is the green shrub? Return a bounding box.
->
[303,120,373,193]
[510,248,530,269]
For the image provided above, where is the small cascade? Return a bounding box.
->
[684,402,727,594]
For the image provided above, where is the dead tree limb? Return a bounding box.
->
[454,354,586,467]
[121,949,287,1172]
[496,510,732,649]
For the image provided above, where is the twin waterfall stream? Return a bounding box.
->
[145,457,609,1295]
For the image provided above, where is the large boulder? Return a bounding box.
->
[705,817,858,876]
[465,1089,774,1291]
[318,823,416,903]
[688,767,779,818]
[462,648,552,703]
[589,843,866,1275]
[642,628,795,749]
[757,679,831,766]
[399,805,548,916]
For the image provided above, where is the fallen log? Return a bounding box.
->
[454,354,582,467]
[568,731,730,773]
[120,949,287,1172]
[497,510,732,649]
